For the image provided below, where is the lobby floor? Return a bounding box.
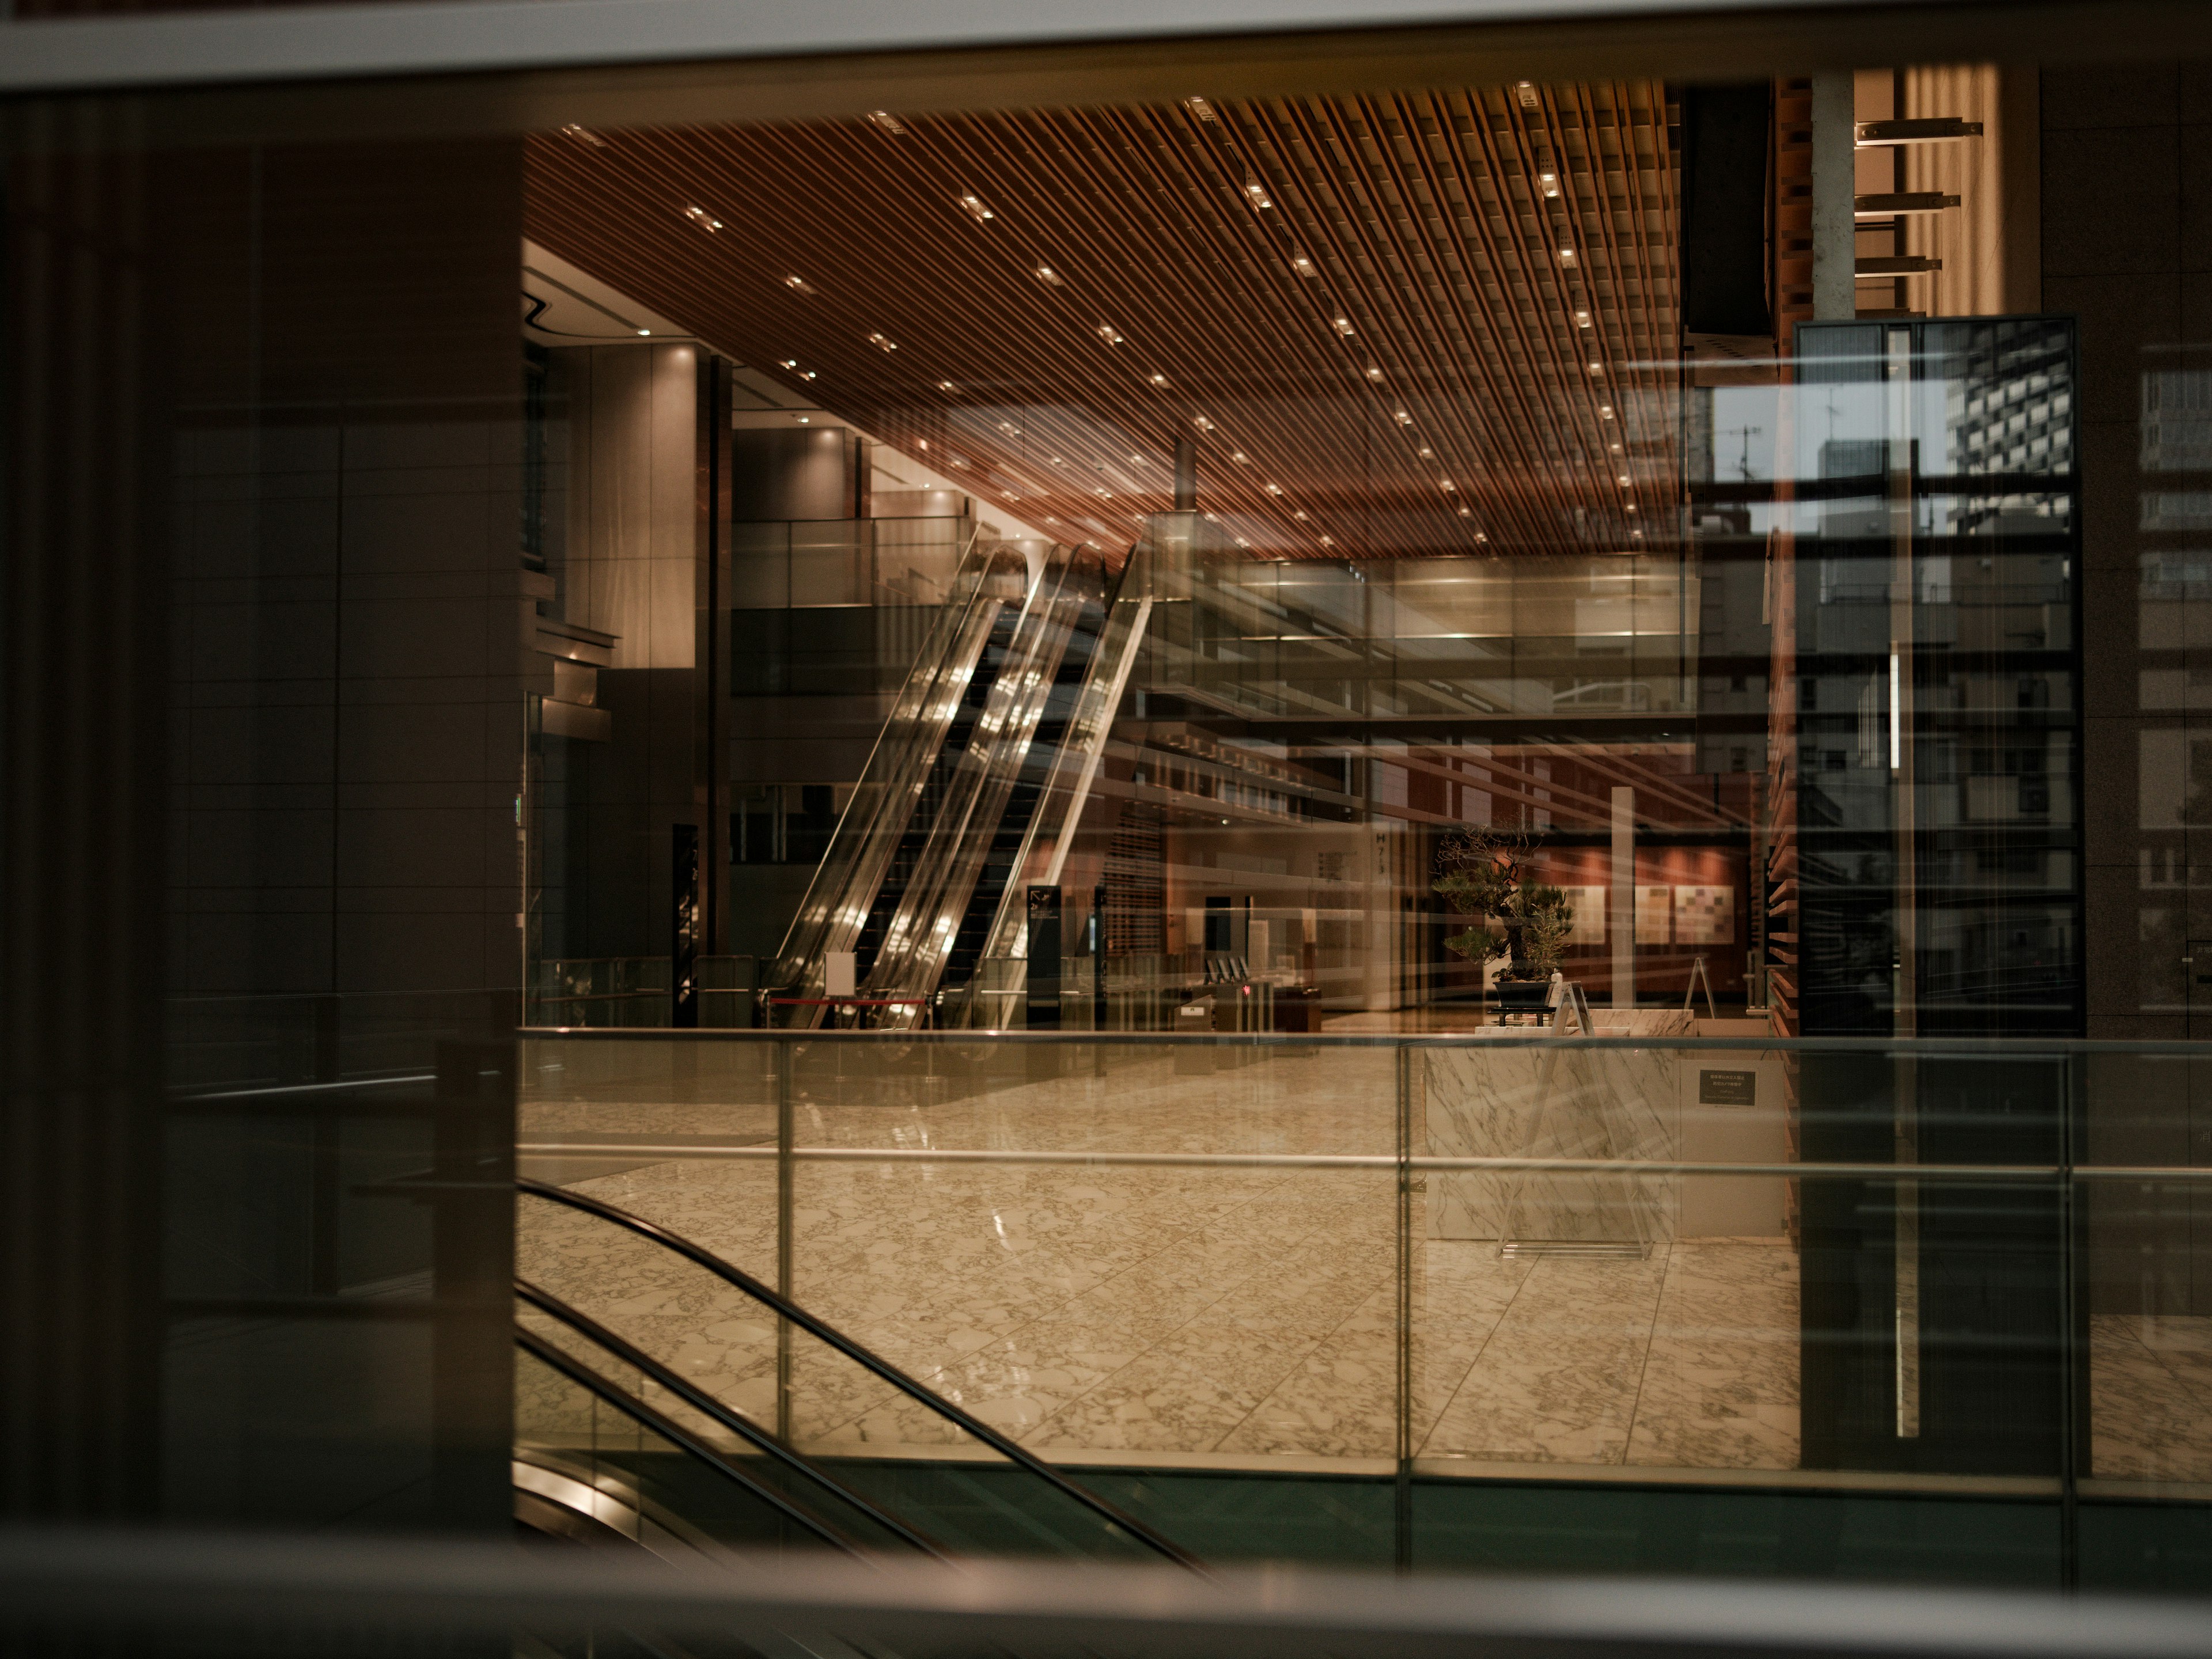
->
[518,1040,1797,1472]
[516,1038,2212,1486]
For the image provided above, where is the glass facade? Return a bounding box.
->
[8,3,2212,1607]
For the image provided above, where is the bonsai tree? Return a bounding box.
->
[1434,827,1575,982]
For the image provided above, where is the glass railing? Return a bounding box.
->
[516,1024,2212,1585]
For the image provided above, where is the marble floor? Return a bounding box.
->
[516,1037,2212,1486]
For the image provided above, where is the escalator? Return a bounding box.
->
[513,1178,1200,1570]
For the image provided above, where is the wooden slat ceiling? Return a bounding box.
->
[525,82,1679,562]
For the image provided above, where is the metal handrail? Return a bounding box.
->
[518,1278,951,1561]
[514,1327,862,1558]
[516,1177,1203,1573]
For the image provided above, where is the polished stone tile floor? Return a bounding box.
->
[516,1038,2211,1484]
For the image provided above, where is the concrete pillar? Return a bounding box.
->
[1811,72,1857,321]
[1611,786,1636,1010]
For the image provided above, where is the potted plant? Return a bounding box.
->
[1434,828,1576,999]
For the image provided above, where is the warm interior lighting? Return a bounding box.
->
[957,194,995,222]
[1588,362,1604,374]
[1192,415,1214,431]
[560,123,607,147]
[784,275,816,294]
[937,380,957,392]
[1333,316,1355,335]
[1291,254,1317,276]
[1440,479,1456,492]
[1149,373,1171,386]
[1187,96,1218,122]
[1097,324,1123,344]
[1394,410,1413,425]
[866,332,898,351]
[794,414,809,423]
[1559,248,1578,266]
[1576,310,1592,328]
[1366,366,1385,381]
[683,205,723,232]
[637,328,651,336]
[1232,452,1250,464]
[1320,535,1335,546]
[1294,510,1309,520]
[1034,264,1063,285]
[867,110,908,135]
[1599,405,1615,419]
[1618,474,1631,486]
[778,359,797,369]
[1540,171,1559,197]
[1458,506,1474,517]
[1264,483,1283,494]
[1244,175,1274,208]
[1516,81,1539,109]
[917,439,929,450]
[1418,446,1434,458]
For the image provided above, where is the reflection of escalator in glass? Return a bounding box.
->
[857,543,1104,1027]
[514,1178,1199,1569]
[956,540,1158,1028]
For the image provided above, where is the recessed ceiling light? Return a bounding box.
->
[1575,309,1592,328]
[794,415,809,423]
[1264,483,1283,494]
[1002,490,1018,500]
[1599,405,1615,419]
[918,439,930,450]
[1235,536,1251,548]
[1232,452,1250,464]
[1097,323,1124,344]
[1320,535,1335,546]
[1588,362,1604,375]
[1294,510,1309,521]
[1044,516,1058,524]
[1515,81,1539,110]
[1187,96,1218,122]
[637,328,651,336]
[1095,487,1113,498]
[937,380,959,392]
[1366,366,1385,381]
[683,205,723,232]
[799,371,816,380]
[866,332,898,352]
[957,194,995,223]
[1050,456,1065,465]
[950,456,969,469]
[785,275,817,294]
[1632,528,1644,537]
[1394,410,1413,425]
[1149,373,1171,387]
[1617,474,1631,487]
[868,110,908,135]
[1609,442,1623,453]
[1204,513,1218,522]
[560,123,607,147]
[1559,248,1578,267]
[1244,175,1273,209]
[1291,253,1317,277]
[779,359,798,369]
[1035,264,1063,286]
[1475,531,1489,544]
[1457,506,1473,517]
[1333,316,1355,335]
[1540,171,1559,198]
[1192,415,1214,431]
[1624,502,1638,513]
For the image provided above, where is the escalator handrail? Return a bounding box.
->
[514,1325,866,1559]
[518,1277,953,1562]
[518,1177,1203,1573]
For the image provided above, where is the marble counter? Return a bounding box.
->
[1423,1007,1690,1252]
